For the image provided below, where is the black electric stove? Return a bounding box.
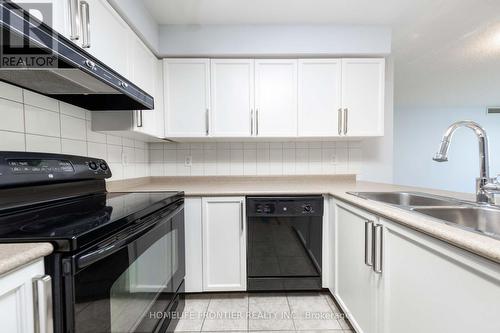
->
[0,190,182,251]
[0,152,185,333]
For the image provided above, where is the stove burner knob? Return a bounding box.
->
[88,162,98,170]
[99,163,108,171]
[303,204,312,213]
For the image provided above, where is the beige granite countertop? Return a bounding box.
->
[106,175,500,265]
[0,243,53,276]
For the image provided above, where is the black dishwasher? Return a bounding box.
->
[246,196,323,291]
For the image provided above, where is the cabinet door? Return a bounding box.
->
[130,36,155,96]
[84,0,130,77]
[130,36,162,137]
[0,259,45,333]
[164,59,210,137]
[255,59,298,137]
[13,0,71,42]
[202,197,246,291]
[298,59,342,137]
[335,201,377,333]
[210,59,254,137]
[381,219,500,333]
[341,58,385,136]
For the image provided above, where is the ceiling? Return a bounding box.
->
[143,0,421,25]
[143,0,500,107]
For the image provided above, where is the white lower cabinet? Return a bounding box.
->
[0,259,51,333]
[380,218,500,333]
[334,201,379,333]
[202,197,246,291]
[332,199,500,333]
[184,196,247,293]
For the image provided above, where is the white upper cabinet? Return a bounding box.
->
[83,0,130,77]
[164,59,211,137]
[130,35,163,138]
[129,36,156,96]
[298,59,342,137]
[210,59,254,137]
[13,0,70,41]
[91,36,162,140]
[341,58,385,137]
[254,59,298,137]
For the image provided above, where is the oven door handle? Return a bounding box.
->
[76,205,183,269]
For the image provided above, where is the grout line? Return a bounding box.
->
[285,292,297,332]
[21,89,27,152]
[199,294,211,332]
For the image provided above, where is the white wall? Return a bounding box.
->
[0,81,149,181]
[394,106,500,193]
[158,24,391,57]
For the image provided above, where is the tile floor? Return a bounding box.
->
[168,292,353,332]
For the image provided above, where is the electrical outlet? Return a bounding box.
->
[185,155,192,167]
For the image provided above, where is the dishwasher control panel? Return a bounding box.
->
[246,196,324,217]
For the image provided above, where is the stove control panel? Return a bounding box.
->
[8,159,75,174]
[0,152,112,188]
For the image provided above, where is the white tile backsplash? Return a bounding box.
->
[60,102,87,119]
[0,82,363,181]
[61,115,86,140]
[149,141,362,177]
[26,134,61,153]
[0,131,25,151]
[24,90,59,112]
[25,105,61,137]
[61,139,87,156]
[0,83,149,181]
[0,81,23,102]
[0,98,24,132]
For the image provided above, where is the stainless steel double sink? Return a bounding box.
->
[348,191,500,239]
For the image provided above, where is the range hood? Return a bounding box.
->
[0,1,153,111]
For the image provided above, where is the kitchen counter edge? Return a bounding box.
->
[0,243,53,276]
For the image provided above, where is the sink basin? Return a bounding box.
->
[413,207,500,238]
[349,192,463,207]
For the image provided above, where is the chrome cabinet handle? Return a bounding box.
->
[69,0,80,40]
[364,220,374,266]
[240,201,244,232]
[256,109,259,136]
[80,1,90,48]
[136,111,143,128]
[33,275,53,333]
[250,109,254,136]
[205,108,210,136]
[373,224,383,274]
[338,108,342,135]
[343,108,348,135]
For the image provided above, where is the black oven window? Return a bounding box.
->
[110,231,173,332]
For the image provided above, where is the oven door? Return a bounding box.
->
[63,201,184,333]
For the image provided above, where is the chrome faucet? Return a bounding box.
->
[433,121,500,204]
